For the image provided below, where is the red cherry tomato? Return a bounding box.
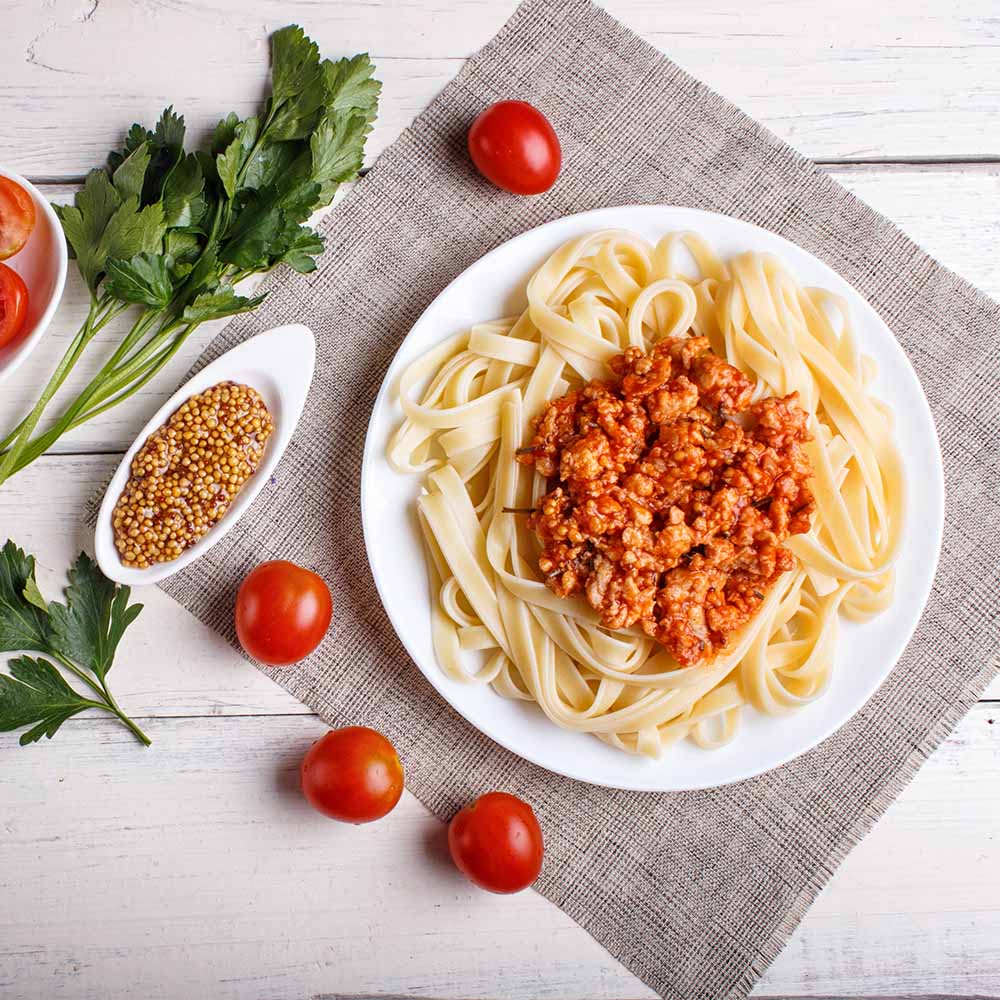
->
[467,100,561,195]
[0,177,37,261]
[448,791,544,893]
[301,726,404,824]
[0,263,29,350]
[234,560,332,666]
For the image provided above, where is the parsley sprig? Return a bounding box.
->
[0,540,149,746]
[0,25,380,486]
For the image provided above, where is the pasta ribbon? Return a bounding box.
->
[389,230,903,757]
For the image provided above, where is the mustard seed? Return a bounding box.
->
[112,381,274,569]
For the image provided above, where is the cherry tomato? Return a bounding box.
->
[0,177,37,261]
[467,100,561,195]
[301,726,404,823]
[0,263,30,350]
[448,791,544,893]
[234,559,332,666]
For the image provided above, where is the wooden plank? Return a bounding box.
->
[3,166,999,459]
[758,702,1000,996]
[0,715,653,1000]
[0,707,998,999]
[2,0,999,176]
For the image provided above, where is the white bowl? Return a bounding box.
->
[0,168,69,383]
[95,324,315,585]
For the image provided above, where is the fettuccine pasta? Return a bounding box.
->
[388,230,903,757]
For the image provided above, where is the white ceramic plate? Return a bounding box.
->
[361,205,944,792]
[95,324,315,586]
[0,167,68,383]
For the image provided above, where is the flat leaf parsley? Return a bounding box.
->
[0,541,150,746]
[0,25,380,487]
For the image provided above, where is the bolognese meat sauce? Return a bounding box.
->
[519,337,815,666]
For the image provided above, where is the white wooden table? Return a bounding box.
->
[3,3,1000,998]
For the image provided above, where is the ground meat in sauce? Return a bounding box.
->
[519,336,815,666]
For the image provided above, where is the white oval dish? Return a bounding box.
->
[361,204,945,793]
[0,167,69,383]
[95,323,315,586]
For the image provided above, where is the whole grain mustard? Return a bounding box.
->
[112,381,274,568]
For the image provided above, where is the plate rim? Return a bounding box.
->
[360,204,945,792]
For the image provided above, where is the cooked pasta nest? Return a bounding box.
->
[389,229,903,757]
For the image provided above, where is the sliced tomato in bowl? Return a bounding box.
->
[0,263,29,350]
[0,177,37,261]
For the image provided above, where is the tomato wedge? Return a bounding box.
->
[0,177,37,261]
[0,263,30,350]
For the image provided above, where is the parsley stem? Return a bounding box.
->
[80,327,196,419]
[99,682,152,747]
[50,652,110,702]
[18,310,162,456]
[51,652,150,746]
[3,318,202,476]
[0,296,126,482]
[0,297,124,455]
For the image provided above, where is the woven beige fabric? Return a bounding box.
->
[158,1,1000,996]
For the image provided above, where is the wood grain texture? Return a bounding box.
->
[2,166,999,457]
[4,3,1000,997]
[0,708,998,1000]
[2,0,1000,176]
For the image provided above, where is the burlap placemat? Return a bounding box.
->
[157,1,1000,996]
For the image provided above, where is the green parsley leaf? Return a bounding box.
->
[54,169,121,290]
[162,153,206,228]
[98,199,165,266]
[57,180,167,295]
[48,552,143,681]
[241,142,300,194]
[0,656,97,745]
[310,112,372,205]
[268,70,328,143]
[108,123,154,173]
[105,253,175,308]
[269,24,323,105]
[181,286,267,324]
[144,106,187,206]
[22,575,49,614]
[0,541,51,653]
[211,112,241,154]
[164,230,202,263]
[164,231,203,280]
[172,244,220,311]
[153,105,186,152]
[278,228,325,273]
[217,117,260,200]
[112,142,151,203]
[324,53,381,123]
